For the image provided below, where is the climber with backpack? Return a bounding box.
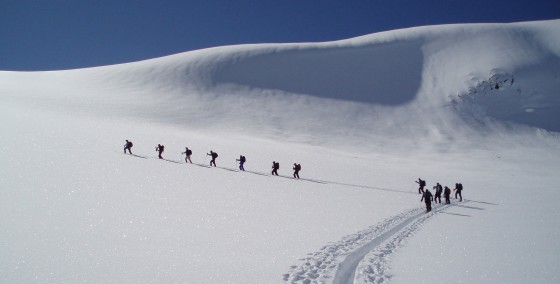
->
[271,161,279,176]
[444,186,451,204]
[207,150,218,167]
[182,147,193,163]
[236,155,246,171]
[416,178,426,194]
[434,183,443,204]
[293,163,301,179]
[124,140,133,154]
[421,188,434,212]
[155,144,164,159]
[454,183,464,202]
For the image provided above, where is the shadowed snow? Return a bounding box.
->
[213,41,424,105]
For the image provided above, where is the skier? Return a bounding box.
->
[207,150,218,167]
[421,189,434,212]
[271,161,279,176]
[293,163,301,179]
[182,147,193,163]
[444,186,451,204]
[433,182,443,204]
[454,183,464,202]
[124,140,133,154]
[236,155,246,171]
[155,144,164,159]
[416,178,426,194]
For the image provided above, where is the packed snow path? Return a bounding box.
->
[126,151,469,284]
[284,202,458,284]
[125,152,415,194]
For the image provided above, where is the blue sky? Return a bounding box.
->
[1,0,558,71]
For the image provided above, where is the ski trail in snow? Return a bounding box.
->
[162,158,181,164]
[332,210,426,284]
[353,202,461,283]
[128,154,148,159]
[124,152,415,191]
[284,202,457,284]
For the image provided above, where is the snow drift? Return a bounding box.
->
[3,20,560,146]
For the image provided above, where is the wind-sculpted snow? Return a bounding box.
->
[2,20,559,146]
[213,41,424,105]
[452,59,560,132]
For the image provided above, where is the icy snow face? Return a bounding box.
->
[418,22,560,132]
[453,59,560,132]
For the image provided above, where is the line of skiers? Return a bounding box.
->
[416,178,464,212]
[124,140,303,178]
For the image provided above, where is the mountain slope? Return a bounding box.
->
[1,20,560,283]
[3,20,560,148]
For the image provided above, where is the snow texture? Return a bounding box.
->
[1,20,560,283]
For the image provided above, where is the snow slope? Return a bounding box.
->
[1,20,560,283]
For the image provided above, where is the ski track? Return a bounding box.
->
[123,153,411,190]
[125,151,463,284]
[283,201,460,284]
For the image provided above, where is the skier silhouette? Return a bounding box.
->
[124,140,133,154]
[155,144,164,159]
[271,161,279,176]
[182,147,192,163]
[444,186,451,204]
[421,189,434,212]
[416,178,426,194]
[207,151,218,167]
[293,163,301,179]
[434,183,443,204]
[454,183,464,202]
[236,155,246,171]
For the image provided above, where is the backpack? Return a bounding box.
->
[186,149,192,156]
[424,191,432,199]
[275,162,280,169]
[296,164,301,171]
[213,153,218,158]
[129,142,133,147]
[240,156,246,163]
[420,180,426,187]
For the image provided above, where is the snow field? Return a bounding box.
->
[0,105,423,283]
[1,19,560,283]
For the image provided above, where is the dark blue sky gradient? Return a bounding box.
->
[1,0,558,71]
